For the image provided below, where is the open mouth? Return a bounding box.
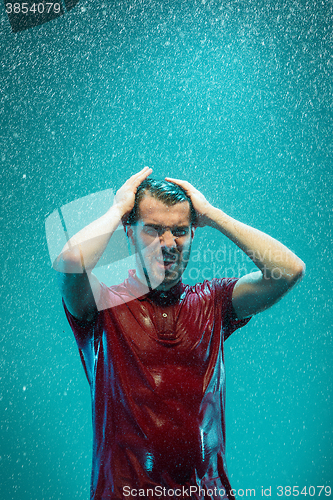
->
[163,260,175,270]
[156,254,177,270]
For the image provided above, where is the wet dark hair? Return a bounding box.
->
[126,178,197,226]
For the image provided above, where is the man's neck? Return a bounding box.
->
[134,268,181,292]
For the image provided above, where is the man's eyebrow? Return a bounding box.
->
[143,224,190,229]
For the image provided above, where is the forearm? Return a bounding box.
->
[207,207,305,283]
[54,204,123,273]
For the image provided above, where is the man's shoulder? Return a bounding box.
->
[97,280,139,310]
[185,277,238,295]
[177,278,238,310]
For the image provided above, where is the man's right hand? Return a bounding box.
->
[113,167,153,222]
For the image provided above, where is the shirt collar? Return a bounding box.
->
[125,269,184,305]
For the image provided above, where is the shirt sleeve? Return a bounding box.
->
[62,299,102,349]
[62,300,106,385]
[213,278,252,340]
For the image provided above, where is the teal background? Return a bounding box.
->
[1,0,332,498]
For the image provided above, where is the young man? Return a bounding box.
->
[56,167,305,500]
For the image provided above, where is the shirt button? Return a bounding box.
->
[162,313,167,318]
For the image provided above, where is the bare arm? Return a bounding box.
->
[55,167,152,321]
[165,177,305,320]
[206,208,305,319]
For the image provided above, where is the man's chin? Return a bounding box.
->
[155,270,182,291]
[137,264,182,291]
[155,280,180,291]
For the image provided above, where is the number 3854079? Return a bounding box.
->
[277,486,331,497]
[5,3,61,14]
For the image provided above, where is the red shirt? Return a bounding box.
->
[64,271,251,500]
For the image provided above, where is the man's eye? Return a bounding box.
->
[144,227,158,236]
[173,229,188,237]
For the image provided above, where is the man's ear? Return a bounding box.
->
[123,224,134,244]
[191,226,196,239]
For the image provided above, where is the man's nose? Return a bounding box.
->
[160,230,176,248]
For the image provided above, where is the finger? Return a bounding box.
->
[165,177,193,191]
[129,166,150,181]
[128,167,152,186]
[132,167,153,186]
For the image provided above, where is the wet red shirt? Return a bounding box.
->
[64,271,251,500]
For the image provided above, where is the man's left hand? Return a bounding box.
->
[165,177,213,227]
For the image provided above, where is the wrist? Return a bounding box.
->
[108,203,126,221]
[204,206,231,229]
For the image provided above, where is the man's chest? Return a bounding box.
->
[113,296,218,349]
[102,298,222,392]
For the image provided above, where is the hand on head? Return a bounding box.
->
[114,167,153,223]
[165,177,213,227]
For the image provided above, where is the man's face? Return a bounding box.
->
[129,194,195,291]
